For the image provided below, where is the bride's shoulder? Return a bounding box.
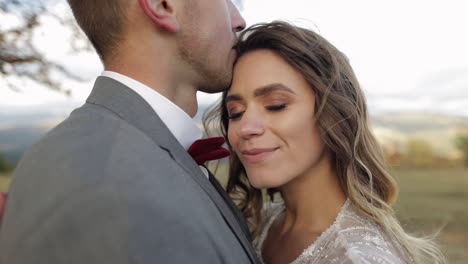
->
[334,204,408,264]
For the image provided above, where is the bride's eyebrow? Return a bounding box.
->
[253,83,295,97]
[225,94,243,104]
[226,83,295,104]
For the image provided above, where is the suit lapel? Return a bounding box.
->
[207,170,251,239]
[86,77,260,263]
[163,132,260,264]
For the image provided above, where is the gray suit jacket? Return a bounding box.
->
[0,77,260,264]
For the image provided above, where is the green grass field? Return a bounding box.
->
[1,169,467,262]
[391,169,468,263]
[0,173,11,192]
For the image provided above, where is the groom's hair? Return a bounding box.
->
[68,0,129,62]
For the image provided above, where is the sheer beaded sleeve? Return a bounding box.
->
[255,200,410,264]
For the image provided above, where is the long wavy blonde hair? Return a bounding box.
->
[204,21,445,263]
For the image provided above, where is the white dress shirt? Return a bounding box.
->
[100,71,209,178]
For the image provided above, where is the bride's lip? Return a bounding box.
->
[240,147,279,164]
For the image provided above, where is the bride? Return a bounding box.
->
[206,21,445,264]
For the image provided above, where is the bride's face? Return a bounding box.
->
[226,49,327,189]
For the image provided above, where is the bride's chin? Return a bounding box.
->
[248,177,282,190]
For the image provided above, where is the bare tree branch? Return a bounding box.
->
[0,0,93,94]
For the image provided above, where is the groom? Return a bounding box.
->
[0,0,260,263]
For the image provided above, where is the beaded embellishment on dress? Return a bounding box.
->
[255,199,410,264]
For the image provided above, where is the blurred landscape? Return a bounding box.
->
[393,169,468,263]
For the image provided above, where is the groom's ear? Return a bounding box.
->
[138,0,180,33]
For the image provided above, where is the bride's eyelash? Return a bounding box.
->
[228,111,244,120]
[227,103,287,121]
[266,104,287,111]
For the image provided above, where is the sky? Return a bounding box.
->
[1,0,467,118]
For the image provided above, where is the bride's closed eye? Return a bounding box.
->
[228,111,244,120]
[228,103,287,121]
[226,104,245,120]
[265,103,287,111]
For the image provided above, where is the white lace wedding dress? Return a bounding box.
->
[255,199,411,264]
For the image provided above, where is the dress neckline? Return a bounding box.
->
[257,199,351,264]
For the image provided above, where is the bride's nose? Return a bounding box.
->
[235,109,265,140]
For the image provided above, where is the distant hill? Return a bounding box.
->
[371,112,468,133]
[371,112,468,157]
[0,126,47,164]
[0,112,66,165]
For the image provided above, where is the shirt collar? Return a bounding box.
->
[101,71,202,150]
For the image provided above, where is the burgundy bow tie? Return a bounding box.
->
[188,136,230,165]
